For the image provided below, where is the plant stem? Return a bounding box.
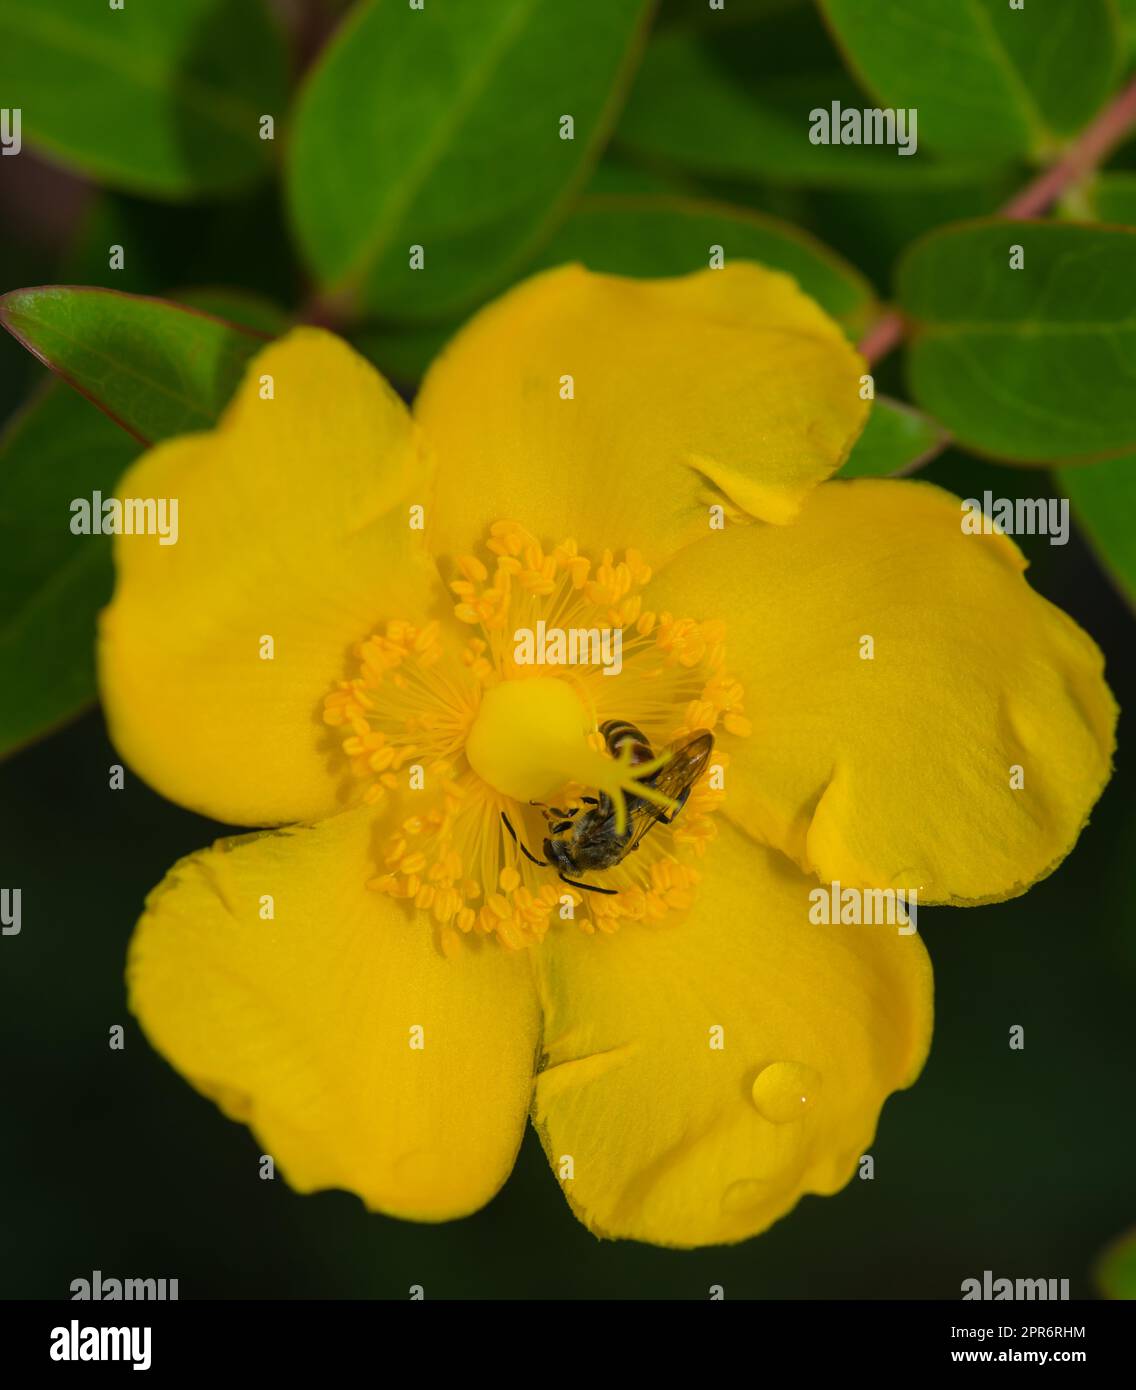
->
[858,76,1136,366]
[1002,77,1136,219]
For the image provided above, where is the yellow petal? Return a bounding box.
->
[128,807,540,1221]
[416,263,867,566]
[530,822,931,1247]
[648,479,1117,903]
[99,328,441,826]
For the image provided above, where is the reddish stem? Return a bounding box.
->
[858,76,1136,365]
[858,309,905,364]
[1002,77,1136,218]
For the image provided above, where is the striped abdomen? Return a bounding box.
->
[599,719,654,767]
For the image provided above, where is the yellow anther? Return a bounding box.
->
[569,557,590,589]
[457,555,488,582]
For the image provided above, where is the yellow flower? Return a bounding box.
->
[99,264,1116,1248]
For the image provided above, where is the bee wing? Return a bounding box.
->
[622,731,714,854]
[622,798,668,855]
[652,731,714,803]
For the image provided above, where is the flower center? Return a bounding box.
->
[322,522,749,954]
[465,678,598,802]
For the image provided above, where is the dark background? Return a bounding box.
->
[1,0,1133,1301]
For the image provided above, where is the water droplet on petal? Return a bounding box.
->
[751,1061,821,1124]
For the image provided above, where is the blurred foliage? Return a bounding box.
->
[0,0,287,198]
[1091,169,1136,222]
[820,0,1121,158]
[288,0,653,318]
[0,386,137,755]
[1095,1227,1136,1299]
[0,0,1134,1296]
[617,3,999,188]
[1059,455,1136,607]
[0,288,265,753]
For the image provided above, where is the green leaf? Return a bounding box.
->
[583,156,696,198]
[838,396,947,477]
[819,0,1120,160]
[614,15,998,189]
[1057,454,1136,608]
[1113,0,1136,62]
[170,288,290,337]
[0,287,268,445]
[288,0,652,320]
[0,0,288,200]
[1094,1227,1136,1299]
[897,220,1136,463]
[530,193,876,333]
[1090,171,1136,224]
[656,0,791,31]
[0,385,139,756]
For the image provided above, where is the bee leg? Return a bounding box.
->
[558,872,618,897]
[500,811,549,867]
[549,820,574,834]
[579,796,600,806]
[531,799,575,820]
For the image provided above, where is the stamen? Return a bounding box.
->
[322,522,748,951]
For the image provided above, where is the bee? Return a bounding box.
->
[500,720,714,895]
